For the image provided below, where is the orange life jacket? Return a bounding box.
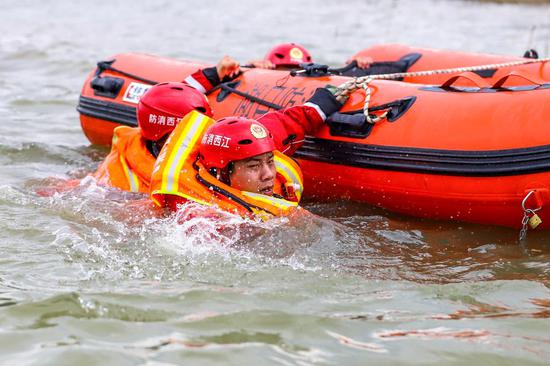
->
[93,126,156,193]
[150,111,304,218]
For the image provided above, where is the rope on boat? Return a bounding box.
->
[333,57,550,124]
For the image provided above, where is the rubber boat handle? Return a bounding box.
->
[441,72,491,89]
[326,112,372,138]
[492,71,545,89]
[327,112,366,129]
[90,76,124,98]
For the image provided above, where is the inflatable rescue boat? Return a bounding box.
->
[77,52,550,229]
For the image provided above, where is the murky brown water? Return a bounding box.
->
[1,0,549,364]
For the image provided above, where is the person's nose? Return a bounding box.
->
[260,162,275,181]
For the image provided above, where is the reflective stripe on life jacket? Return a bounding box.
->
[119,153,140,192]
[242,191,298,210]
[92,126,155,193]
[157,111,210,196]
[274,153,303,201]
[150,111,303,217]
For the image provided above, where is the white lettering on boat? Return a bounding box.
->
[122,82,153,104]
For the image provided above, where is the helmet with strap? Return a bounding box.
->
[199,117,276,170]
[137,82,213,141]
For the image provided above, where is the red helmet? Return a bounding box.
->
[265,43,313,67]
[137,82,213,141]
[199,117,276,170]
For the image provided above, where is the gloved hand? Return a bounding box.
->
[306,86,347,117]
[325,84,350,105]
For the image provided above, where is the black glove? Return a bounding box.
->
[202,66,221,86]
[203,65,241,86]
[307,87,345,117]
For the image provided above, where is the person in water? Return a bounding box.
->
[92,56,241,193]
[248,43,419,78]
[248,42,374,72]
[149,81,345,218]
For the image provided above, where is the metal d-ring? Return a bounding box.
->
[521,190,542,213]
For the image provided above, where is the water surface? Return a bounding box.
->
[1,0,549,364]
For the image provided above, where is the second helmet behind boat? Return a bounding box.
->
[265,43,313,67]
[137,82,213,141]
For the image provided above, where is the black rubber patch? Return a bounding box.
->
[77,96,137,127]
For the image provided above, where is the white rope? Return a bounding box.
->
[334,57,550,124]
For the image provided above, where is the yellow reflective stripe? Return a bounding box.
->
[151,189,212,207]
[274,156,303,196]
[249,209,274,222]
[161,112,208,193]
[241,191,298,209]
[119,155,140,192]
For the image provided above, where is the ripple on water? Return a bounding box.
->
[0,0,550,364]
[0,142,96,167]
[5,177,550,288]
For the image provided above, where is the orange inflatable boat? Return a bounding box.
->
[78,52,550,229]
[350,43,550,84]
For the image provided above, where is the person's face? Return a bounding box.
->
[229,152,276,195]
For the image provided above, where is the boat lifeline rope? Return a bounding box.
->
[96,60,159,85]
[332,57,550,124]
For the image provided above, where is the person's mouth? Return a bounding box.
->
[259,186,273,195]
